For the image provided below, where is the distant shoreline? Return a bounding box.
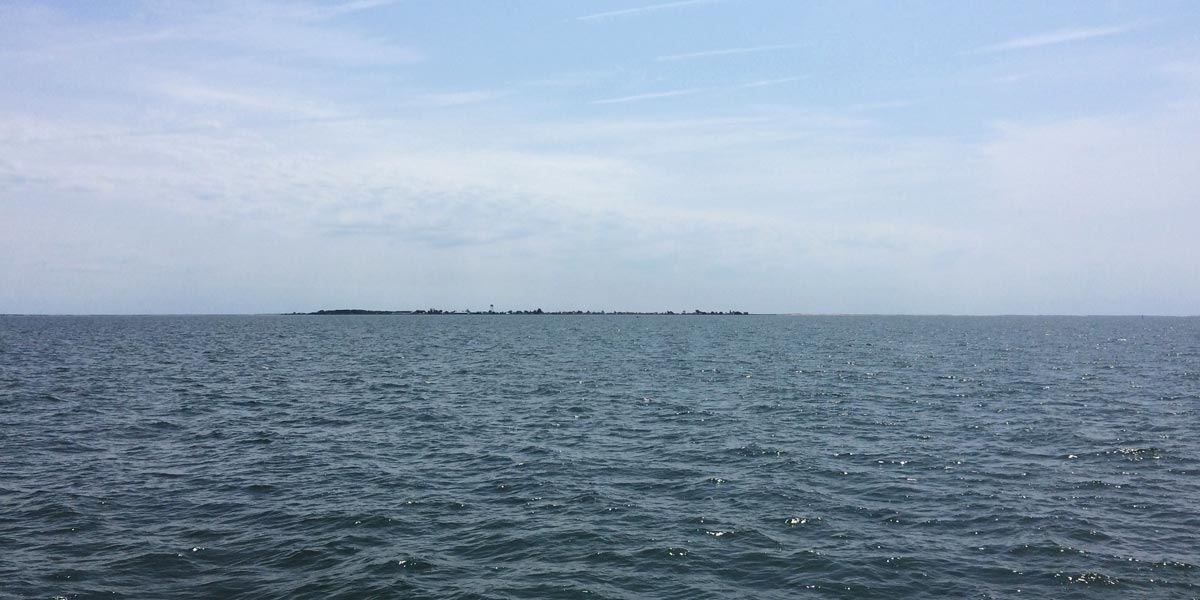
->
[289,308,750,316]
[5,312,1197,318]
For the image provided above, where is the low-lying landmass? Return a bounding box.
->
[288,308,749,316]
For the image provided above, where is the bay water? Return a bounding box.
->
[1,315,1198,598]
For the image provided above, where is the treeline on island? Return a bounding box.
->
[289,308,750,316]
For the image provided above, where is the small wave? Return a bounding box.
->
[351,515,400,528]
[272,548,341,570]
[1156,559,1197,570]
[1057,571,1119,585]
[107,551,201,576]
[1105,447,1163,460]
[784,516,822,526]
[633,546,689,559]
[1007,540,1088,557]
[147,471,186,479]
[372,557,435,572]
[367,381,407,391]
[725,444,787,458]
[1069,479,1125,490]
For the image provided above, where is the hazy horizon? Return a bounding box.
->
[4,311,1197,318]
[3,1,1199,315]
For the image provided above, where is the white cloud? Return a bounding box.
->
[845,99,921,112]
[977,25,1128,53]
[575,0,719,22]
[655,43,802,62]
[966,103,1200,313]
[411,90,510,108]
[292,0,403,21]
[2,1,420,66]
[590,78,801,104]
[734,77,804,89]
[981,111,1200,217]
[591,88,705,104]
[150,81,343,119]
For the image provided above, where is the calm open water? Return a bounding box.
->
[1,315,1198,599]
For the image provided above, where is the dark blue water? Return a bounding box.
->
[2,315,1198,599]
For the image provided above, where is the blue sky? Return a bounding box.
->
[2,0,1198,314]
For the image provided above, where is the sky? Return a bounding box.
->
[1,0,1198,315]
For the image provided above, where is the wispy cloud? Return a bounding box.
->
[845,99,921,112]
[4,1,421,65]
[655,43,802,62]
[151,81,343,119]
[592,88,704,104]
[246,0,403,22]
[305,0,403,20]
[735,76,803,89]
[977,25,1128,53]
[575,0,718,22]
[591,77,801,104]
[413,89,509,107]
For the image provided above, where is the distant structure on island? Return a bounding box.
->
[291,308,749,316]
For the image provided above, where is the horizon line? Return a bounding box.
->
[2,312,1196,318]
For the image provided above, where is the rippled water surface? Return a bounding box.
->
[2,315,1199,599]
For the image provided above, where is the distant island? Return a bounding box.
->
[288,308,749,316]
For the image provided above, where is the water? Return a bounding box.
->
[1,315,1198,599]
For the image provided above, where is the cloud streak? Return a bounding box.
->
[655,43,802,62]
[575,0,718,22]
[977,25,1128,53]
[591,77,800,104]
[735,76,803,89]
[304,0,402,20]
[2,1,421,66]
[591,88,705,104]
[151,81,343,119]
